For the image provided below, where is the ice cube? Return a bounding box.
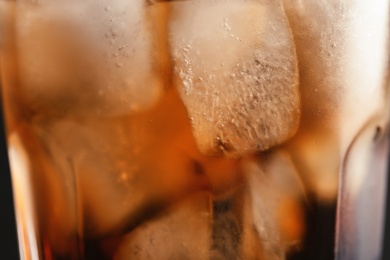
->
[14,0,162,118]
[243,150,305,258]
[37,89,210,237]
[114,192,212,260]
[283,0,390,200]
[170,0,300,156]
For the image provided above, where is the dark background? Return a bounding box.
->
[0,103,20,260]
[0,104,390,260]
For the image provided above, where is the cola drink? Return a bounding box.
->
[0,0,389,259]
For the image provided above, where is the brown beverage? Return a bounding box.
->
[1,0,389,259]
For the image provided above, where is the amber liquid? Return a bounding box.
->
[2,0,389,259]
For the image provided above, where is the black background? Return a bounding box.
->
[0,103,20,260]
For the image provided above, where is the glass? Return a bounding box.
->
[0,0,389,259]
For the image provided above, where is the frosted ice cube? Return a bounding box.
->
[37,89,208,236]
[243,150,305,258]
[170,0,300,156]
[14,0,162,118]
[283,0,390,200]
[114,192,212,260]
